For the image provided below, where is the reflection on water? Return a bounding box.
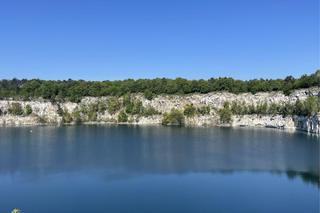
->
[0,125,319,213]
[0,125,318,183]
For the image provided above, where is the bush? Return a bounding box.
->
[8,102,24,115]
[280,103,294,116]
[25,104,33,115]
[62,111,73,123]
[218,102,233,124]
[144,89,154,100]
[132,100,143,114]
[183,104,196,117]
[303,96,319,116]
[230,101,244,115]
[197,106,210,115]
[57,104,64,116]
[86,104,98,121]
[72,110,82,123]
[118,110,128,122]
[97,100,107,113]
[37,115,47,123]
[107,97,121,114]
[142,106,160,117]
[256,102,268,115]
[87,111,97,121]
[122,93,132,106]
[162,109,184,126]
[268,103,280,115]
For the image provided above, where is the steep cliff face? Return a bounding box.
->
[0,87,319,134]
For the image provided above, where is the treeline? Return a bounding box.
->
[0,71,319,102]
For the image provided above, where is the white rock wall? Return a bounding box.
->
[0,87,319,134]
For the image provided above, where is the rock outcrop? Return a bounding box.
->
[0,87,319,134]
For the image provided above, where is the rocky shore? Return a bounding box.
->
[0,87,319,134]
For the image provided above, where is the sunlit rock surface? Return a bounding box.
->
[0,87,319,134]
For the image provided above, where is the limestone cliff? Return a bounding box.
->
[0,87,319,134]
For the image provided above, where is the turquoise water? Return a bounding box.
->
[0,126,318,213]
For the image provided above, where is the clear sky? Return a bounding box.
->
[0,0,318,80]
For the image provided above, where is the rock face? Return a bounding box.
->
[0,87,319,134]
[293,115,320,134]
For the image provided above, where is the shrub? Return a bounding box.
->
[37,115,47,123]
[56,104,64,116]
[197,106,210,115]
[72,110,82,123]
[256,102,268,115]
[97,100,107,113]
[144,89,154,100]
[183,104,196,117]
[8,102,24,115]
[303,96,319,116]
[118,110,128,122]
[25,104,33,115]
[107,97,121,114]
[162,109,184,126]
[86,104,98,121]
[247,104,256,114]
[268,103,280,115]
[142,106,160,117]
[125,102,134,114]
[132,100,143,114]
[280,103,294,116]
[122,93,132,106]
[62,111,73,123]
[218,102,233,124]
[230,101,243,115]
[87,111,97,121]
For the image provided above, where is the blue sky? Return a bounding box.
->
[0,0,318,80]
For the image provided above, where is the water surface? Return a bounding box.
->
[0,126,319,213]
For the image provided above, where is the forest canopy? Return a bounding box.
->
[0,70,319,102]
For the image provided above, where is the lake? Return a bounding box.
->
[0,125,319,213]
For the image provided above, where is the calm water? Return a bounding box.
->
[0,125,319,213]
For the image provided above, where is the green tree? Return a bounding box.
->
[118,110,128,122]
[142,106,160,116]
[218,102,233,124]
[132,100,143,114]
[72,110,82,123]
[62,110,73,123]
[197,106,210,115]
[183,104,196,117]
[256,102,268,114]
[143,89,155,100]
[56,104,64,116]
[8,103,24,115]
[303,96,320,116]
[25,104,33,115]
[97,100,107,113]
[107,97,121,114]
[162,109,185,126]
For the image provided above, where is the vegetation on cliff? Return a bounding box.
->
[217,96,320,123]
[162,109,185,126]
[0,71,318,102]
